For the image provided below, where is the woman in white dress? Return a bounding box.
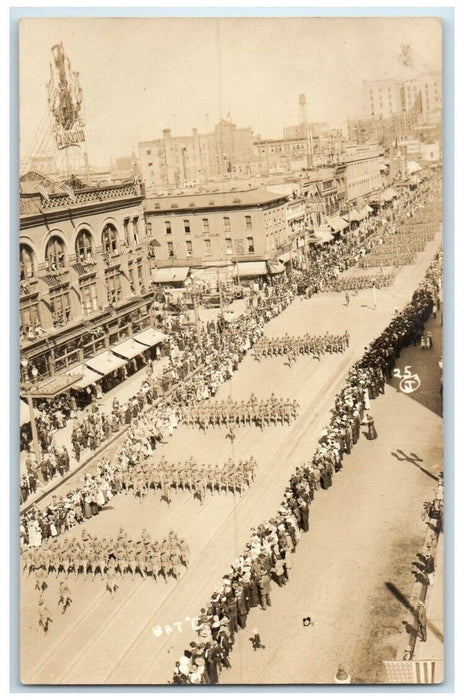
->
[363,387,371,411]
[96,481,106,508]
[28,519,42,548]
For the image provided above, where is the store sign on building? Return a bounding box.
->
[234,239,246,255]
[47,43,86,151]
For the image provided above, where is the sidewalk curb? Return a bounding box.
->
[20,366,203,515]
[396,502,442,661]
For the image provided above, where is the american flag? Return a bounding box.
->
[60,183,77,202]
[383,660,443,684]
[33,182,50,203]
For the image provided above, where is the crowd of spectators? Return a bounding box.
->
[171,247,443,684]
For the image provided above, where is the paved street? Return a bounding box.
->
[221,334,442,684]
[20,232,442,685]
[20,297,249,510]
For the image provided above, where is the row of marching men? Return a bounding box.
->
[182,394,299,429]
[116,456,258,503]
[252,331,350,360]
[23,528,190,583]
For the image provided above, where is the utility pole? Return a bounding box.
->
[27,392,41,463]
[299,94,313,170]
[217,268,224,318]
[192,285,202,347]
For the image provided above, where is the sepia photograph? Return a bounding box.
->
[17,15,444,686]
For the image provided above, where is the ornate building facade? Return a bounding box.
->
[19,182,157,383]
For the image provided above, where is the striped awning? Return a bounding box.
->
[133,328,168,347]
[236,261,268,277]
[267,261,285,275]
[342,208,363,222]
[327,216,349,233]
[152,267,190,283]
[64,364,102,390]
[111,338,148,359]
[85,350,127,376]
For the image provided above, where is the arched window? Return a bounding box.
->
[20,244,35,280]
[75,229,94,262]
[45,236,66,271]
[102,223,118,254]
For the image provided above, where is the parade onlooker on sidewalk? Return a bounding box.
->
[424,548,435,587]
[250,628,265,651]
[417,601,427,642]
[365,413,378,441]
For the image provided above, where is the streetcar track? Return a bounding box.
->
[113,347,362,684]
[23,230,442,684]
[36,333,364,685]
[23,586,108,683]
[55,355,342,684]
[52,575,150,684]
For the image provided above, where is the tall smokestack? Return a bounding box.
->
[299,93,307,124]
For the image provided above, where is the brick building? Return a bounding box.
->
[139,120,256,194]
[19,182,160,384]
[144,188,290,279]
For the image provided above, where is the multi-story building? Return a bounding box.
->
[139,120,256,195]
[214,119,255,176]
[298,167,340,230]
[19,181,159,384]
[363,79,404,119]
[143,188,290,278]
[339,146,383,203]
[362,72,442,122]
[403,71,442,116]
[347,111,421,148]
[285,196,307,265]
[254,124,344,175]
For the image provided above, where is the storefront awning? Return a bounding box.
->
[236,261,268,277]
[20,399,40,427]
[382,188,396,202]
[133,327,168,348]
[342,208,363,223]
[111,338,148,360]
[327,216,349,233]
[64,364,103,390]
[278,251,291,263]
[267,261,285,275]
[357,206,369,219]
[313,229,334,244]
[407,160,422,174]
[85,350,127,377]
[152,267,190,284]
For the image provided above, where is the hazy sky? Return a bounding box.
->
[19,16,442,166]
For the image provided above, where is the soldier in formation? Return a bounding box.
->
[172,244,443,684]
[183,396,299,430]
[22,528,189,584]
[252,331,349,361]
[119,456,258,502]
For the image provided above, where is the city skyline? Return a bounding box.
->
[20,16,442,167]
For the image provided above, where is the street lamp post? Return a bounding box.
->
[20,369,84,463]
[191,285,202,348]
[26,391,41,463]
[217,268,224,318]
